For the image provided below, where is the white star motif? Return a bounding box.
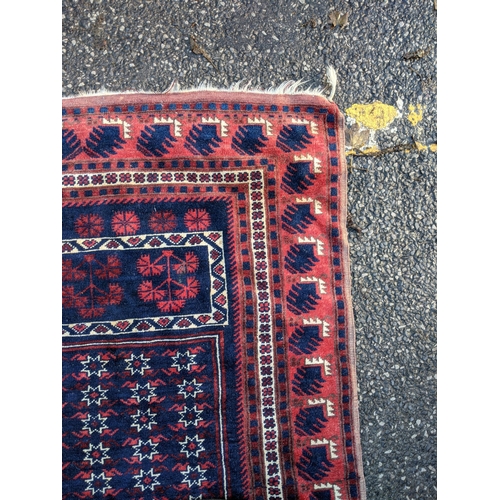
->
[179,405,203,427]
[125,353,151,375]
[132,439,159,461]
[131,408,157,432]
[181,465,207,488]
[133,468,160,491]
[83,442,110,465]
[171,350,197,372]
[82,385,108,406]
[85,472,112,495]
[131,382,157,403]
[82,414,108,434]
[177,378,203,399]
[81,355,108,377]
[180,434,205,458]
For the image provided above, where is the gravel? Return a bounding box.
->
[62,1,437,498]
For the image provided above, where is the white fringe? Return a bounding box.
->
[63,66,338,102]
[326,66,337,100]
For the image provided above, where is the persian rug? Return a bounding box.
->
[62,82,365,500]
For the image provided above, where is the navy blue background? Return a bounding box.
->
[62,246,211,324]
[62,199,228,240]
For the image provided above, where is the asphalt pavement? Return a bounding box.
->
[62,1,437,498]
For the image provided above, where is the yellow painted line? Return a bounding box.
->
[345,147,381,156]
[345,101,397,130]
[345,143,437,156]
[407,104,423,126]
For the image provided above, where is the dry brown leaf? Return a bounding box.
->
[345,123,370,150]
[302,18,317,28]
[403,47,431,61]
[190,35,204,55]
[329,10,349,29]
[329,10,342,28]
[189,35,219,73]
[338,12,349,29]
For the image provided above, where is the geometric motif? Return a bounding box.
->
[62,243,226,334]
[62,91,365,499]
[62,336,227,498]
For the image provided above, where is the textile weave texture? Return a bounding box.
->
[62,91,365,500]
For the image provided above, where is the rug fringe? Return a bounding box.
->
[63,66,338,101]
[326,66,337,100]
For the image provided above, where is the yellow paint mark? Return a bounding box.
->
[429,143,437,152]
[415,141,427,151]
[358,146,380,155]
[407,104,423,126]
[345,146,380,156]
[345,101,398,130]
